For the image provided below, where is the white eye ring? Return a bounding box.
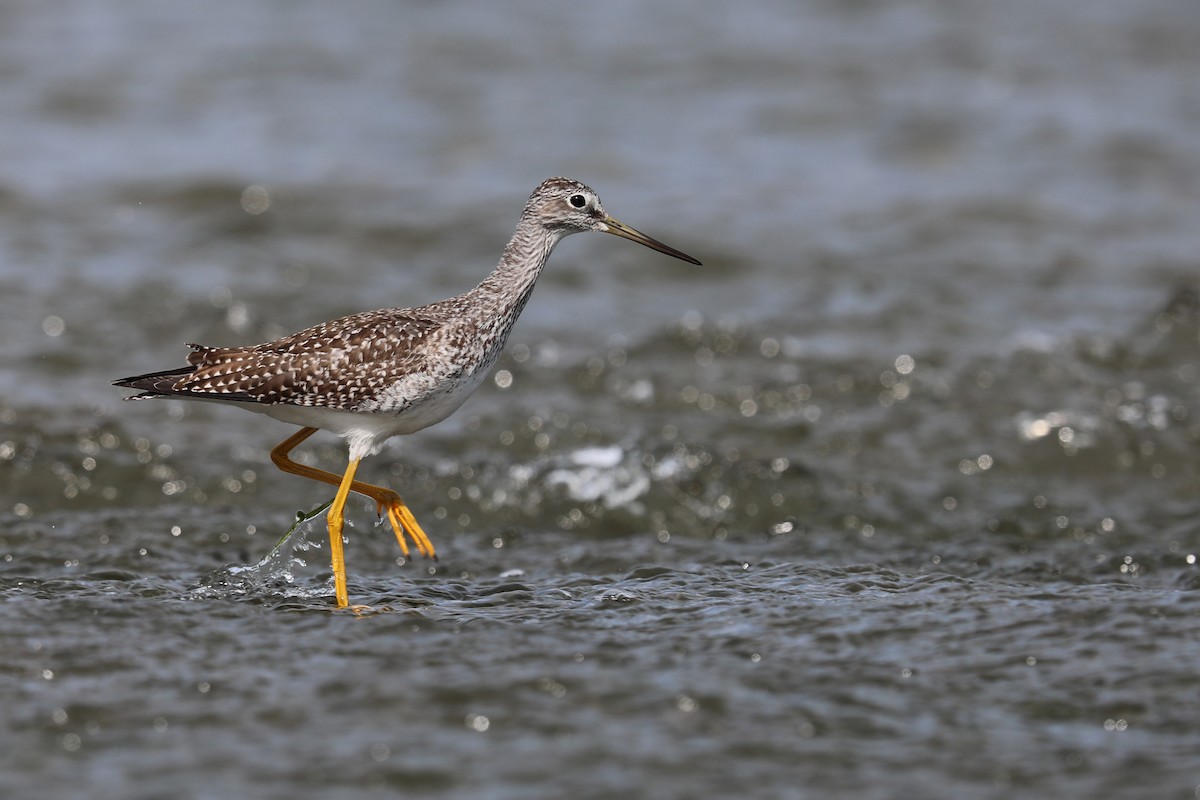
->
[568,193,588,209]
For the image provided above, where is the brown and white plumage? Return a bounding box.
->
[115,177,701,609]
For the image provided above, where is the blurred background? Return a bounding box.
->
[2,1,1199,798]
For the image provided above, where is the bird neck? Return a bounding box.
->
[473,220,564,311]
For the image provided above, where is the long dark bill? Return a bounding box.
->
[603,216,702,265]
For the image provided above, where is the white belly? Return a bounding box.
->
[260,366,491,460]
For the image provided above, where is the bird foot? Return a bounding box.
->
[372,492,438,561]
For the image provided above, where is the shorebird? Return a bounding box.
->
[115,177,701,609]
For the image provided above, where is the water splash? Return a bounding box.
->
[191,500,333,603]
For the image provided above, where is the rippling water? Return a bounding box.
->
[3,2,1200,798]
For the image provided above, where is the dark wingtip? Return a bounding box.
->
[112,365,198,396]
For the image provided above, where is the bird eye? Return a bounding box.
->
[568,194,587,209]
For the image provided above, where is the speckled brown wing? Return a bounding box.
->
[115,309,445,410]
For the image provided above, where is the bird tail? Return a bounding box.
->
[112,366,198,399]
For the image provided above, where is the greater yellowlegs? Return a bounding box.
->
[115,177,701,609]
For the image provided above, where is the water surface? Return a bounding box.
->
[2,2,1199,798]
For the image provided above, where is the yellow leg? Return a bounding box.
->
[327,457,359,609]
[269,427,437,558]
